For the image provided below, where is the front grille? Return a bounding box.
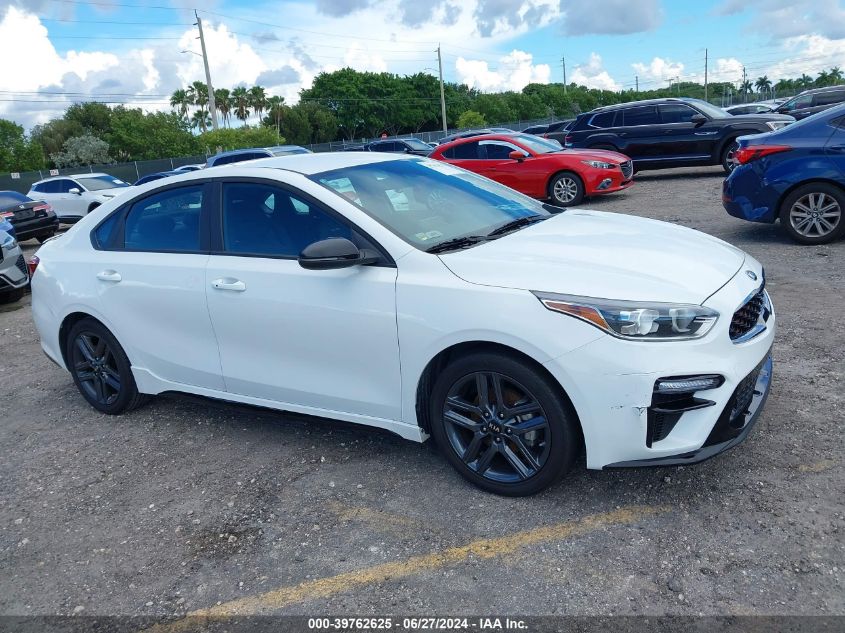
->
[620,160,633,180]
[730,287,766,341]
[15,254,27,277]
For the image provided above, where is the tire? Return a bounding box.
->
[37,231,56,244]
[721,139,739,174]
[548,171,585,207]
[778,182,845,245]
[0,287,25,304]
[66,317,148,414]
[429,352,579,496]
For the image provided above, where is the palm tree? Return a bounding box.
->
[190,110,211,132]
[170,89,191,120]
[799,74,814,89]
[187,80,209,114]
[816,70,831,87]
[248,85,267,125]
[232,86,251,125]
[754,76,772,99]
[266,95,284,140]
[740,80,753,102]
[829,66,843,84]
[214,88,232,128]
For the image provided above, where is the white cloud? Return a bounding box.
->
[456,50,550,92]
[631,57,685,82]
[570,53,619,91]
[762,35,845,82]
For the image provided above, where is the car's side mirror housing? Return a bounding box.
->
[68,187,82,195]
[509,150,528,161]
[690,114,707,126]
[298,238,379,270]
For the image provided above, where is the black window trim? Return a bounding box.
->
[210,176,396,268]
[90,179,214,254]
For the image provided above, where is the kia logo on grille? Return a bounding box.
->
[745,270,758,281]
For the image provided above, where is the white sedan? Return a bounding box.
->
[30,153,775,495]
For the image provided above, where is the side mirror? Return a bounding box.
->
[68,187,82,195]
[298,238,379,270]
[509,150,528,161]
[690,114,707,126]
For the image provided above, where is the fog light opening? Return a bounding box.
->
[654,375,724,394]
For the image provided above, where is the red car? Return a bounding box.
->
[429,133,633,206]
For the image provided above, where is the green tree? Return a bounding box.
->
[64,102,112,136]
[249,85,267,124]
[215,88,232,128]
[232,86,251,125]
[0,119,45,171]
[191,110,211,132]
[456,110,486,128]
[198,126,282,153]
[170,89,191,120]
[106,107,198,160]
[31,118,85,161]
[829,66,843,84]
[51,134,110,167]
[754,75,772,97]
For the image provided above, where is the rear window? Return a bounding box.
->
[0,191,31,207]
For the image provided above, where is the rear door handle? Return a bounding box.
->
[96,270,121,282]
[212,278,246,292]
[694,131,719,135]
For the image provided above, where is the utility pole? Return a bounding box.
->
[195,11,219,131]
[562,56,567,93]
[437,45,447,133]
[742,66,747,103]
[635,75,638,92]
[704,48,709,102]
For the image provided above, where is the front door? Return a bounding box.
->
[204,180,402,422]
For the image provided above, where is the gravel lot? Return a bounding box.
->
[0,166,842,622]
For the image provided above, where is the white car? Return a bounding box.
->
[30,153,775,495]
[27,173,132,223]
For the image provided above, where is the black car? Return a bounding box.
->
[565,97,794,173]
[771,86,845,120]
[365,138,432,155]
[134,171,181,186]
[541,119,575,144]
[725,104,774,115]
[437,128,516,145]
[0,190,59,243]
[521,123,549,135]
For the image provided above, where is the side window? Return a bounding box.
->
[816,91,845,106]
[451,141,480,159]
[124,185,203,252]
[784,94,813,111]
[660,104,699,124]
[623,106,660,126]
[213,155,238,166]
[480,143,518,159]
[588,112,616,128]
[63,180,81,192]
[222,183,352,257]
[93,213,119,249]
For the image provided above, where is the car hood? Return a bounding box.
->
[438,210,746,304]
[725,113,795,123]
[549,148,629,163]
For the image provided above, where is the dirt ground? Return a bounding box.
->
[0,166,842,624]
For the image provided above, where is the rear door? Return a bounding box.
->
[617,105,666,160]
[658,103,716,159]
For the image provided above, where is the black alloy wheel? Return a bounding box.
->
[67,318,147,414]
[430,352,577,496]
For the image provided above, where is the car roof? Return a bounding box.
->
[794,85,845,96]
[209,151,418,176]
[434,133,530,148]
[32,172,113,184]
[587,97,703,113]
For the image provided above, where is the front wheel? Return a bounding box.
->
[548,172,585,207]
[429,352,578,496]
[67,318,148,414]
[721,140,739,173]
[779,183,845,244]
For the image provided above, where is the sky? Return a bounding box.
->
[1,0,845,129]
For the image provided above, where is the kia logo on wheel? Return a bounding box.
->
[746,270,758,281]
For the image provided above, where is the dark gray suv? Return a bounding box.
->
[772,86,845,120]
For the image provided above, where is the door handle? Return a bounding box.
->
[212,278,246,292]
[694,131,718,136]
[96,270,121,282]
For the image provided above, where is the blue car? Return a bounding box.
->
[723,102,845,244]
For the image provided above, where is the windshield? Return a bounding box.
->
[404,139,432,151]
[311,158,550,250]
[686,99,730,119]
[0,191,31,208]
[512,134,563,154]
[272,147,310,156]
[77,175,129,191]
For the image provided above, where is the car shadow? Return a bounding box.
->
[632,167,726,181]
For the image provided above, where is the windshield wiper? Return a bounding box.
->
[425,235,489,254]
[486,215,546,237]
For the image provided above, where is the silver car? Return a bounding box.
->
[0,229,29,303]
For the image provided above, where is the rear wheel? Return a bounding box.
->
[779,183,845,245]
[66,318,148,414]
[548,172,585,207]
[721,140,739,173]
[429,352,578,496]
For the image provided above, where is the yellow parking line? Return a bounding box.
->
[144,505,667,632]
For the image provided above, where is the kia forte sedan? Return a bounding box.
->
[31,154,775,496]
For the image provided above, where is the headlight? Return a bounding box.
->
[766,121,791,131]
[533,291,719,341]
[1,233,17,250]
[581,160,615,169]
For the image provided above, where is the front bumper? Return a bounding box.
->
[583,169,634,196]
[606,353,772,467]
[541,258,775,470]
